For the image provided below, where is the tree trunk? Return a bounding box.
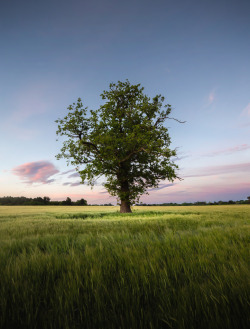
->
[118,173,132,213]
[120,200,132,213]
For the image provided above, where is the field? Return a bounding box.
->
[0,205,249,329]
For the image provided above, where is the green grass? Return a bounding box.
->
[0,205,249,329]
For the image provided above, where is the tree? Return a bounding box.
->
[43,196,51,205]
[62,197,72,205]
[75,198,88,206]
[56,80,182,213]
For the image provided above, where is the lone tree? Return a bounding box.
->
[56,80,182,213]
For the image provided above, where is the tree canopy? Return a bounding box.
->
[56,80,182,212]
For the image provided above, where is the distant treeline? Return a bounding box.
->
[0,196,249,206]
[138,199,250,206]
[0,196,87,206]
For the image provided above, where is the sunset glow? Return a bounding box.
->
[0,0,249,204]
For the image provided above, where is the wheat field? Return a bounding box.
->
[0,205,249,329]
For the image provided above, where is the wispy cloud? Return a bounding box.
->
[208,90,215,105]
[1,79,72,140]
[68,172,80,178]
[183,162,250,178]
[241,103,250,117]
[144,182,250,203]
[12,161,59,184]
[203,89,216,108]
[70,182,82,186]
[203,144,250,157]
[99,190,109,194]
[50,192,116,204]
[1,83,51,133]
[63,181,81,186]
[60,169,76,175]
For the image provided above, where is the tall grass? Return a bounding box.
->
[0,205,249,328]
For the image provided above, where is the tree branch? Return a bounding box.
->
[119,147,148,164]
[154,116,186,127]
[167,117,186,124]
[80,140,100,153]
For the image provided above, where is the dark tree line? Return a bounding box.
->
[0,196,249,206]
[138,199,250,206]
[0,196,87,206]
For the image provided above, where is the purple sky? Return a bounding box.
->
[0,0,249,204]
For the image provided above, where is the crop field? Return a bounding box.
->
[0,205,249,329]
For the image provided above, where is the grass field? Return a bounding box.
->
[0,205,249,329]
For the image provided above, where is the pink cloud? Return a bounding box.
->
[12,161,59,184]
[208,91,215,104]
[191,183,250,200]
[203,144,250,157]
[50,192,116,204]
[183,162,250,178]
[241,103,250,117]
[203,89,216,108]
[141,181,250,203]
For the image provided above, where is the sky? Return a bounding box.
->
[0,0,250,204]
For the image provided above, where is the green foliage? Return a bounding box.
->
[56,80,181,211]
[0,205,249,328]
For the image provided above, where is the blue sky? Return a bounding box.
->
[0,0,249,204]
